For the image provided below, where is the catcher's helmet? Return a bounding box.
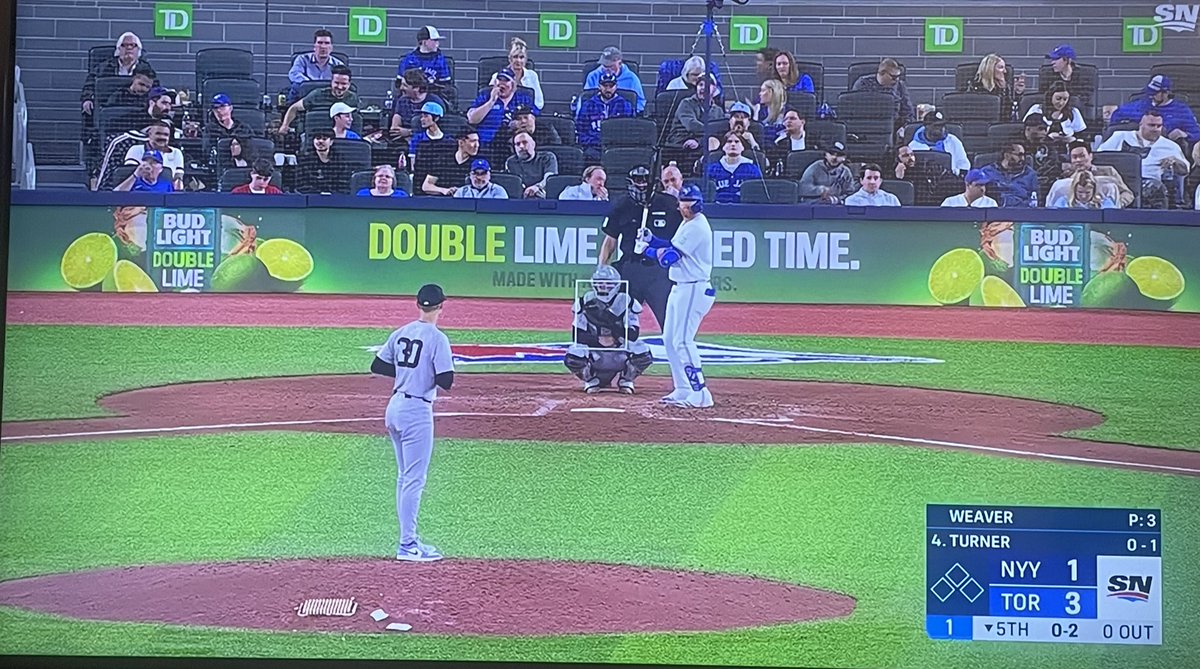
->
[627,165,652,206]
[678,183,704,213]
[591,264,621,300]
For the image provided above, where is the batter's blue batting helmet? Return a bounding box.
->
[678,184,704,213]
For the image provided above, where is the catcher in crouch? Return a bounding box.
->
[563,264,654,394]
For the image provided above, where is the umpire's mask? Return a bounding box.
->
[627,165,652,206]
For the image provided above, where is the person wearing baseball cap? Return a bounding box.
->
[451,158,508,199]
[581,46,645,113]
[908,109,970,174]
[205,93,254,144]
[407,100,448,156]
[329,101,361,140]
[1040,43,1095,116]
[798,140,856,204]
[397,26,453,105]
[941,169,998,208]
[575,71,636,160]
[507,103,561,146]
[370,282,455,563]
[113,148,173,192]
[466,66,537,162]
[1109,74,1200,144]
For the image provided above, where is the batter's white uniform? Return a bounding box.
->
[663,211,715,407]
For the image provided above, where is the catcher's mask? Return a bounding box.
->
[591,264,621,300]
[627,165,652,206]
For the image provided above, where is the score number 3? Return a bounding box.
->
[1064,559,1080,615]
[395,337,424,368]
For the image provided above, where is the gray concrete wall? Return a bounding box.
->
[15,0,1199,162]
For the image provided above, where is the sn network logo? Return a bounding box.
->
[1155,3,1200,31]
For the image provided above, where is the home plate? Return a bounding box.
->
[571,407,626,413]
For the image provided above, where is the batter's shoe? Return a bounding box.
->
[660,389,689,404]
[618,380,635,394]
[583,379,601,394]
[396,542,443,562]
[681,388,714,408]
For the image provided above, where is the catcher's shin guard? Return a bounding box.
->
[620,350,653,383]
[564,344,592,381]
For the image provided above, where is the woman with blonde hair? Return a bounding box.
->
[1050,170,1115,208]
[490,37,544,109]
[965,53,1026,122]
[754,79,787,141]
[357,164,409,198]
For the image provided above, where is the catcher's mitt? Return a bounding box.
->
[582,298,626,343]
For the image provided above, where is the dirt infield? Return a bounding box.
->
[0,558,855,635]
[9,292,1200,347]
[4,373,1199,476]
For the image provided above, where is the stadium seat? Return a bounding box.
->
[939,93,1000,136]
[683,178,716,201]
[846,61,906,90]
[806,119,847,150]
[794,61,826,103]
[1150,63,1200,101]
[87,45,114,73]
[917,150,954,174]
[836,91,897,125]
[544,174,580,199]
[218,166,284,192]
[785,91,818,122]
[652,90,687,128]
[1103,121,1139,141]
[1038,62,1099,116]
[740,179,799,204]
[541,145,585,176]
[972,152,1000,169]
[476,56,510,89]
[349,169,412,195]
[882,179,915,205]
[331,138,372,174]
[195,48,255,94]
[600,117,658,150]
[606,173,629,193]
[541,114,576,146]
[109,164,136,188]
[201,78,262,110]
[1017,92,1042,120]
[954,62,980,91]
[602,147,655,178]
[784,149,825,179]
[93,77,133,107]
[1091,151,1143,207]
[489,172,525,197]
[987,123,1026,152]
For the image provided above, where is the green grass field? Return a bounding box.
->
[2,323,1198,668]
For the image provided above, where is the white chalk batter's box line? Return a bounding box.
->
[3,412,1195,476]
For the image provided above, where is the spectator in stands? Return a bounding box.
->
[142,86,176,128]
[488,37,544,110]
[279,65,357,136]
[398,26,454,101]
[206,94,257,144]
[964,54,1025,122]
[421,127,480,196]
[407,101,446,157]
[755,47,780,82]
[226,133,257,169]
[123,120,184,188]
[768,108,808,169]
[708,101,760,152]
[389,69,446,142]
[1049,140,1133,208]
[575,71,635,161]
[508,105,561,147]
[1040,44,1094,113]
[851,58,915,128]
[667,77,724,153]
[908,110,970,174]
[1021,114,1068,196]
[1190,142,1200,209]
[584,47,646,113]
[771,51,815,94]
[1109,75,1200,146]
[895,145,960,206]
[288,29,345,101]
[1048,169,1117,209]
[452,158,508,199]
[706,132,764,204]
[105,67,154,108]
[845,163,901,206]
[980,142,1039,207]
[295,128,347,194]
[559,166,609,201]
[798,141,856,204]
[329,102,362,140]
[666,56,714,94]
[467,68,537,163]
[81,32,158,187]
[660,163,684,196]
[940,169,998,208]
[1099,111,1191,208]
[357,164,409,198]
[231,158,284,194]
[753,80,787,143]
[113,149,172,192]
[505,131,558,198]
[1024,82,1086,142]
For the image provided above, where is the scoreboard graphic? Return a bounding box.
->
[926,505,1161,645]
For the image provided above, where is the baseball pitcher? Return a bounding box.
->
[564,264,653,394]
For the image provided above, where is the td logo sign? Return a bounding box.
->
[348,7,387,44]
[924,18,963,53]
[539,13,576,48]
[729,16,768,51]
[1124,18,1164,52]
[154,2,193,38]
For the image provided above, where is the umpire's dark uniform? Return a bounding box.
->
[601,192,682,332]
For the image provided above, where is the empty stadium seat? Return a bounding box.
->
[784,149,825,179]
[201,78,263,110]
[600,117,658,150]
[882,179,915,205]
[740,179,799,204]
[545,174,580,199]
[195,48,255,94]
[602,147,655,178]
[489,172,525,197]
[1091,151,1143,207]
[541,145,585,176]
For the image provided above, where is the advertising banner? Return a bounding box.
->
[8,205,1197,312]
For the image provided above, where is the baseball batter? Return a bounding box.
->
[563,264,653,394]
[637,185,715,408]
[370,284,455,561]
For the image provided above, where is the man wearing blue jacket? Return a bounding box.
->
[1110,75,1200,146]
[980,142,1041,207]
[575,72,637,161]
[398,27,454,103]
[583,47,646,114]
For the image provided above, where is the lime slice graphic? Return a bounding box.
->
[980,275,1025,307]
[928,248,985,304]
[1081,271,1141,309]
[211,254,269,292]
[109,259,158,292]
[256,238,314,282]
[1126,256,1185,302]
[60,233,117,290]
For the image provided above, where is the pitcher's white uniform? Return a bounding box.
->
[661,196,715,407]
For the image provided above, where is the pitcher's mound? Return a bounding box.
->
[0,557,856,635]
